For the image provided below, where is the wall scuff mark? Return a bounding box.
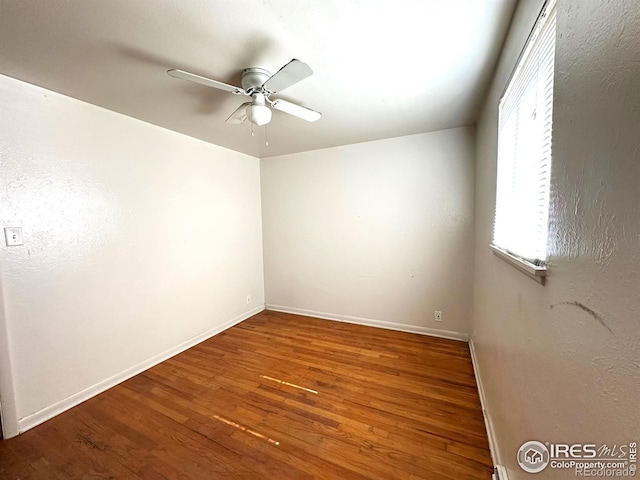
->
[550,301,614,335]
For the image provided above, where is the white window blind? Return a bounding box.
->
[493,0,556,265]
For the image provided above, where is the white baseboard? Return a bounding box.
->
[493,465,510,480]
[17,304,265,434]
[266,304,469,342]
[469,337,501,469]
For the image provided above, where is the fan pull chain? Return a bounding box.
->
[265,125,269,146]
[251,122,255,137]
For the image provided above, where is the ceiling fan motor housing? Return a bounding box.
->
[241,67,271,93]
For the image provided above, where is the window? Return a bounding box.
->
[493,0,556,279]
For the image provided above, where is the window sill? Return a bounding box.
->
[490,245,547,284]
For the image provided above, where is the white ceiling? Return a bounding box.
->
[0,0,515,158]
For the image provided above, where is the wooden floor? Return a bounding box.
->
[0,311,493,479]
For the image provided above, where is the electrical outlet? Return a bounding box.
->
[246,295,252,305]
[435,311,442,322]
[4,227,23,246]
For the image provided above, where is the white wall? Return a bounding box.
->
[472,1,640,478]
[0,74,265,437]
[261,128,475,339]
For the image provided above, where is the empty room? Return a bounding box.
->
[0,1,638,479]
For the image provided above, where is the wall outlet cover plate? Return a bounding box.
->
[4,227,24,246]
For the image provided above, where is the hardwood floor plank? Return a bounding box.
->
[0,310,493,479]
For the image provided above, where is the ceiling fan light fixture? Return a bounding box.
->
[246,103,272,126]
[168,59,321,128]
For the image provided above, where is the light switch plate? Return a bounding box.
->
[4,227,24,246]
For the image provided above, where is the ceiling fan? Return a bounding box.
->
[167,59,321,127]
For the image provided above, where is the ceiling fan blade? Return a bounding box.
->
[262,59,313,94]
[167,69,246,95]
[226,102,251,124]
[271,99,321,122]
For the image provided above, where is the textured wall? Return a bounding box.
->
[262,128,475,338]
[472,1,640,478]
[0,75,265,435]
